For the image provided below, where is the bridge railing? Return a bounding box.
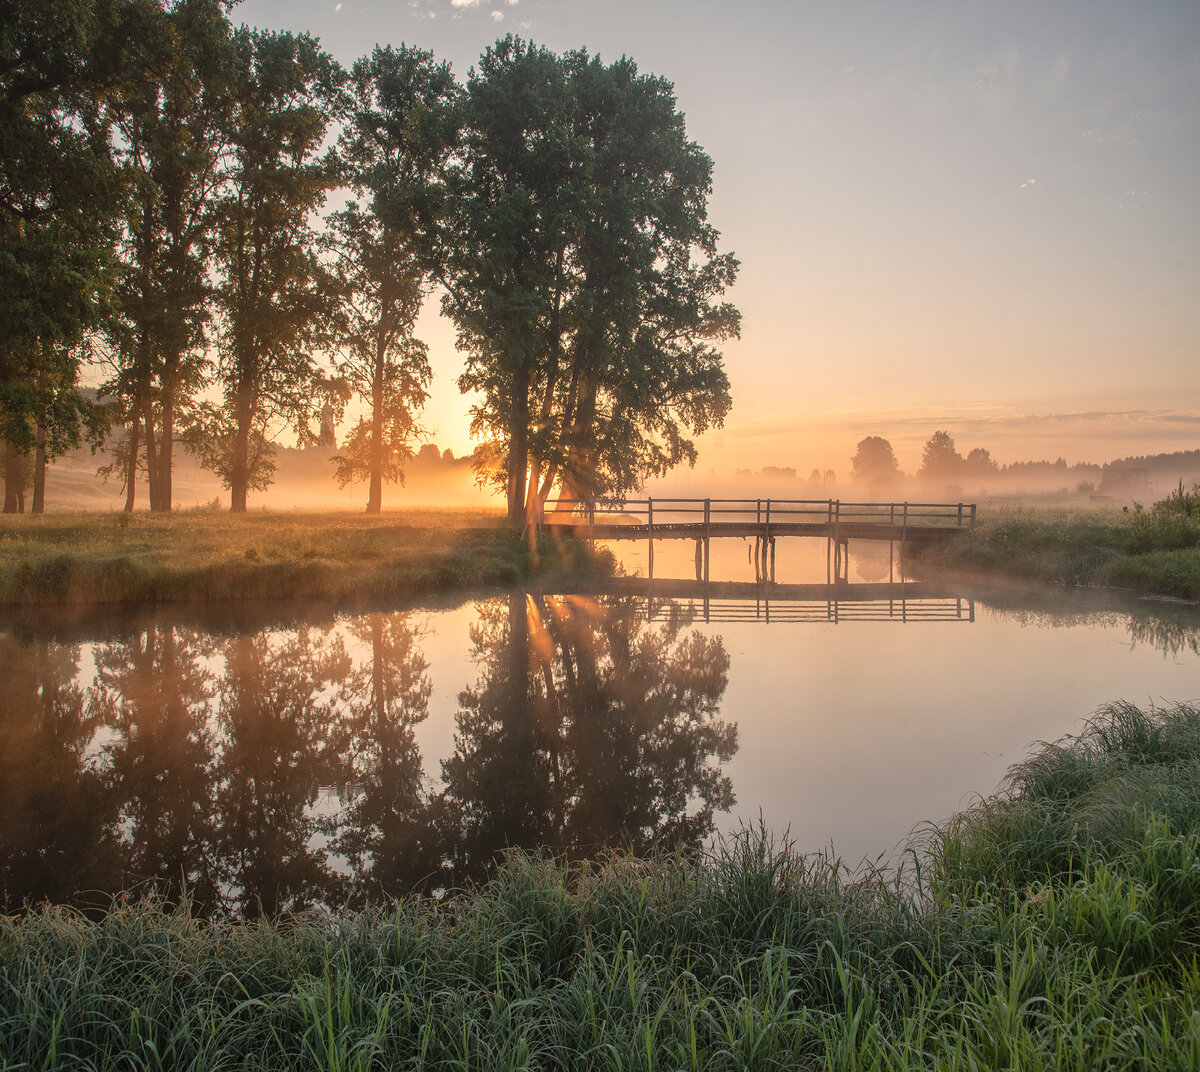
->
[545,497,977,529]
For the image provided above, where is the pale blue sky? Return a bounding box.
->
[236,0,1200,470]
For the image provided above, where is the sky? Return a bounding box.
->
[236,0,1200,476]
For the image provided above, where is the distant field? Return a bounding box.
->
[909,499,1200,601]
[0,509,606,606]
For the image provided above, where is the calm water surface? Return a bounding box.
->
[2,537,1198,915]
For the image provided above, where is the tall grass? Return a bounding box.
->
[3,701,1199,1068]
[0,511,612,606]
[909,500,1200,599]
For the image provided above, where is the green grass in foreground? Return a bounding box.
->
[910,499,1200,600]
[0,510,609,606]
[3,701,1200,1070]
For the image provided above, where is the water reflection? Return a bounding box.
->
[92,624,218,912]
[0,598,736,915]
[3,581,1197,915]
[440,594,735,887]
[0,636,123,911]
[333,614,438,903]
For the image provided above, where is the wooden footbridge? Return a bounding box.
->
[544,497,975,582]
[545,497,976,543]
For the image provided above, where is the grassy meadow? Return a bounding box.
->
[0,509,611,606]
[909,486,1200,600]
[2,701,1199,1069]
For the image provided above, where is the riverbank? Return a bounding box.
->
[3,701,1198,1069]
[0,509,610,606]
[908,498,1200,601]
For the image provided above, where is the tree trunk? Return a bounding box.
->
[3,442,25,514]
[145,407,162,512]
[366,335,385,515]
[159,377,174,512]
[371,614,385,723]
[508,365,529,526]
[31,420,46,514]
[124,416,140,512]
[230,387,252,513]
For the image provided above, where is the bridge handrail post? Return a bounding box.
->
[833,499,840,580]
[957,502,963,526]
[970,503,977,527]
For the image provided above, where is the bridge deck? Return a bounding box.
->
[547,520,959,541]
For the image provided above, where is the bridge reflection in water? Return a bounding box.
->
[592,579,976,625]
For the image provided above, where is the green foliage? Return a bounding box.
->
[1155,480,1200,519]
[206,27,344,511]
[441,38,738,523]
[3,702,1200,1068]
[328,46,458,511]
[911,506,1200,599]
[0,1,149,510]
[100,0,236,511]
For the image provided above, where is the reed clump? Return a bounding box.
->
[3,701,1199,1068]
[910,495,1200,599]
[0,510,611,606]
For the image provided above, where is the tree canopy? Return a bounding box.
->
[329,45,458,512]
[3,17,741,516]
[441,38,738,527]
[202,27,344,512]
[850,435,902,493]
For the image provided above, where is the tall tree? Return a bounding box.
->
[103,0,235,512]
[202,28,342,512]
[441,39,738,528]
[0,1,144,510]
[329,45,458,513]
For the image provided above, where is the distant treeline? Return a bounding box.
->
[734,434,1200,499]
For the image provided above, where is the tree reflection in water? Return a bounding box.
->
[0,600,737,914]
[332,613,438,903]
[439,593,736,887]
[0,637,123,913]
[211,627,352,918]
[91,624,219,913]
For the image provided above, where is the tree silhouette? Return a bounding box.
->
[439,593,736,885]
[850,436,902,495]
[91,621,219,912]
[210,626,352,917]
[918,430,964,486]
[202,29,343,512]
[332,612,438,902]
[0,635,123,912]
[441,39,737,526]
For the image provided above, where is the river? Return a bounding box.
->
[1,536,1197,916]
